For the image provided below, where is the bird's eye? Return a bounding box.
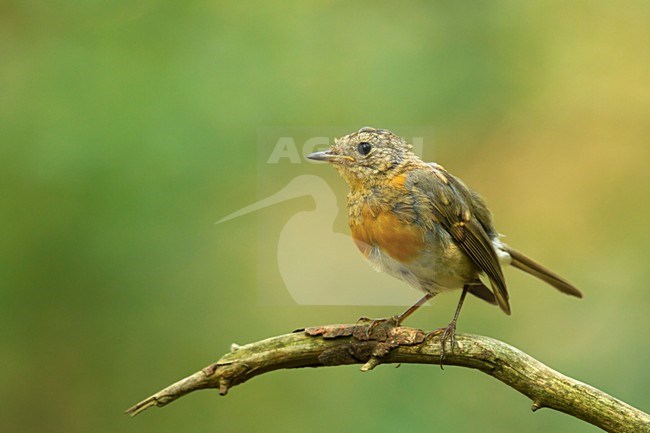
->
[357,142,372,156]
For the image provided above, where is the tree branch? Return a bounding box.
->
[126,323,650,433]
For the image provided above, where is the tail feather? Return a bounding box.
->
[504,246,583,298]
[467,280,497,305]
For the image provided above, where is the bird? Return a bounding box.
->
[307,126,582,358]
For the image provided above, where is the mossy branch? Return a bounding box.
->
[126,323,649,433]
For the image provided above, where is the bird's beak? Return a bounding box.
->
[307,150,352,163]
[307,150,335,162]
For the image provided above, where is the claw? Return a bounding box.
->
[424,287,468,369]
[356,316,399,339]
[441,322,457,352]
[425,321,457,369]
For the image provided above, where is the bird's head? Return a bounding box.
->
[307,127,418,189]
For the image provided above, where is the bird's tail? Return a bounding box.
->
[503,245,583,298]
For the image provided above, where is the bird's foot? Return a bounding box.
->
[356,316,400,340]
[425,321,458,369]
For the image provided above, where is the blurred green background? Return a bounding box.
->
[1,1,648,432]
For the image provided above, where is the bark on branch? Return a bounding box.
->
[126,323,649,433]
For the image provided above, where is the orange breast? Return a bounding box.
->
[350,203,425,263]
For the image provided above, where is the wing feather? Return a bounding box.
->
[408,166,511,314]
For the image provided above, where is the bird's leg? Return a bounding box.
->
[427,286,469,366]
[395,293,434,325]
[358,293,434,338]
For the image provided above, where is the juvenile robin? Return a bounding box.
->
[307,127,582,357]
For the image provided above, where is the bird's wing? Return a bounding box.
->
[407,165,511,314]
